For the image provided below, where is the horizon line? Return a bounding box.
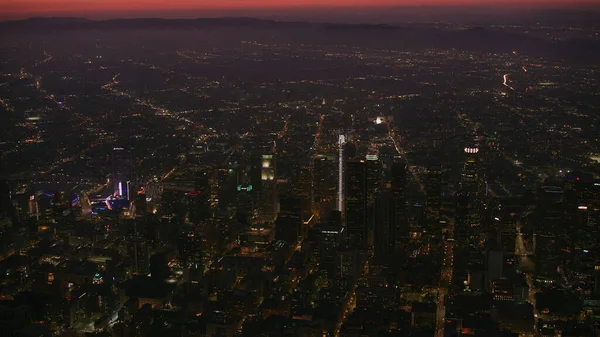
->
[0,0,600,24]
[3,2,600,21]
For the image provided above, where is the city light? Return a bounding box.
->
[2,12,598,337]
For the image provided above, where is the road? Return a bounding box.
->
[379,112,426,193]
[516,219,538,332]
[515,219,534,271]
[6,53,112,180]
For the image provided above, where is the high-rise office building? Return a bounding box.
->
[425,164,443,226]
[366,154,383,205]
[260,154,277,222]
[112,147,134,201]
[275,196,302,244]
[373,190,392,266]
[456,147,482,247]
[460,146,481,198]
[535,185,566,279]
[178,226,203,267]
[461,160,479,197]
[391,159,408,253]
[318,211,344,283]
[234,163,255,221]
[338,135,346,214]
[314,155,336,217]
[295,166,313,223]
[215,167,237,213]
[365,154,383,253]
[345,160,367,249]
[134,190,147,217]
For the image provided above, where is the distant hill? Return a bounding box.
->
[0,17,286,31]
[0,17,409,32]
[1,17,599,64]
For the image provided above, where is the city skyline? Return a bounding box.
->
[1,4,599,337]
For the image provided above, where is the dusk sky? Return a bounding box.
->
[3,0,600,19]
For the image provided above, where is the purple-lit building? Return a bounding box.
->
[112,147,133,201]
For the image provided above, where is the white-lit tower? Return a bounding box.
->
[338,134,345,216]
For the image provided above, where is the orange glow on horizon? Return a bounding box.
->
[2,0,598,18]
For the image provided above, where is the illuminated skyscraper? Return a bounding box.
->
[112,147,133,200]
[260,154,277,222]
[365,154,382,205]
[338,135,346,215]
[460,152,480,197]
[456,146,482,246]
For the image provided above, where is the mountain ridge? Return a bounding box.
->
[1,17,598,65]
